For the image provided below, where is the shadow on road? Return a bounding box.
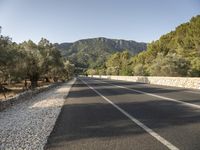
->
[45,79,200,149]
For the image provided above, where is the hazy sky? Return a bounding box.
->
[0,0,199,43]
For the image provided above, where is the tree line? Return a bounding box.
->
[87,15,200,77]
[0,30,75,90]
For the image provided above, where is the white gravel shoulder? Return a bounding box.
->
[0,78,76,150]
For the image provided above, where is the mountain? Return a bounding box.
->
[55,37,147,68]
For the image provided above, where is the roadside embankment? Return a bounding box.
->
[0,82,62,111]
[89,75,200,90]
[0,78,76,150]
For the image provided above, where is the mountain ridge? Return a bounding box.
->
[54,37,147,69]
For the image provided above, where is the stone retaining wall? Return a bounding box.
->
[0,83,62,111]
[89,75,200,90]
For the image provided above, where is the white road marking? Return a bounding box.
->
[94,79,200,109]
[80,78,179,150]
[185,91,200,94]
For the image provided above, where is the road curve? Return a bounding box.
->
[45,77,200,150]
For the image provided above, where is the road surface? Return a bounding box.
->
[45,77,200,150]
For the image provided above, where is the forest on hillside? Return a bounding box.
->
[87,15,200,77]
[55,37,146,70]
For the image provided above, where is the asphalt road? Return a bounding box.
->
[45,77,200,150]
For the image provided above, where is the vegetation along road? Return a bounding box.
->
[45,77,200,150]
[0,4,199,150]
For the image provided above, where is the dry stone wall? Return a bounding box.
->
[89,75,200,90]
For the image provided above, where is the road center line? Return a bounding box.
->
[80,78,179,150]
[94,79,200,109]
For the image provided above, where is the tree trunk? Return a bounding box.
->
[24,79,28,91]
[45,77,50,82]
[29,74,39,89]
[30,80,37,89]
[0,83,6,99]
[53,77,58,82]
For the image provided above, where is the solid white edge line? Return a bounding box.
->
[185,91,200,94]
[94,79,200,109]
[79,78,179,150]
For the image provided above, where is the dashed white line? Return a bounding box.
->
[94,79,200,109]
[80,78,179,150]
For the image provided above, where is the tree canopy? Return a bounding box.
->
[87,15,200,77]
[0,33,74,88]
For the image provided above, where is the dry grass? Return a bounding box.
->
[0,81,52,101]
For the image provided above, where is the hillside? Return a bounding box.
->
[131,15,200,77]
[55,37,146,68]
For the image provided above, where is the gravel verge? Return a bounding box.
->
[0,83,62,111]
[0,78,76,150]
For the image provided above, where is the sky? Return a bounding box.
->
[0,0,199,44]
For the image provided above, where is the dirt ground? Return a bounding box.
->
[0,81,52,101]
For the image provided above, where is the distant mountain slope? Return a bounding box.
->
[55,37,147,68]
